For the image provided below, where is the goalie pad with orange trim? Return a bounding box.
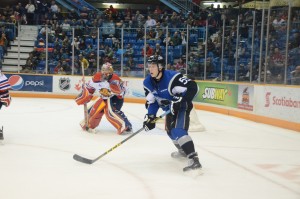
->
[75,86,93,105]
[86,98,106,129]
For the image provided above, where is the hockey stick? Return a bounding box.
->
[73,110,171,164]
[81,62,89,131]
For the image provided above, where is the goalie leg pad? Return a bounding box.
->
[104,108,127,134]
[88,98,107,129]
[106,98,129,134]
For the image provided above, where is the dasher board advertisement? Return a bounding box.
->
[254,86,300,123]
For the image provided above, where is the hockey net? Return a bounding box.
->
[156,108,205,132]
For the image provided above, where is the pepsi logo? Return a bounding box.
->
[8,75,24,90]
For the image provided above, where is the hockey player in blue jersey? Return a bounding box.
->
[143,55,202,172]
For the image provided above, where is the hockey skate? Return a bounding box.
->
[125,125,132,133]
[117,125,128,135]
[124,120,132,133]
[183,156,202,172]
[171,149,187,159]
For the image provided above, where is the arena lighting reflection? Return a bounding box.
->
[103,3,120,6]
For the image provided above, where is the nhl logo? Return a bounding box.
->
[59,78,71,91]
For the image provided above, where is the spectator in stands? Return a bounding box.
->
[25,0,35,25]
[78,38,86,51]
[154,43,163,56]
[68,9,79,20]
[145,15,156,28]
[272,15,285,29]
[104,45,114,59]
[180,31,187,53]
[142,43,153,58]
[234,42,246,59]
[291,66,300,85]
[170,11,180,28]
[49,0,59,16]
[170,31,182,46]
[207,38,215,53]
[79,54,89,74]
[106,5,118,20]
[188,56,200,79]
[195,42,205,58]
[0,33,8,56]
[33,0,42,25]
[145,28,156,40]
[269,47,284,74]
[13,3,25,23]
[21,52,35,73]
[61,59,71,74]
[154,23,163,41]
[163,32,171,46]
[124,11,131,23]
[54,60,63,74]
[60,48,69,60]
[40,0,50,20]
[124,44,134,58]
[174,57,186,71]
[124,56,135,77]
[71,37,80,54]
[60,19,71,31]
[152,8,161,22]
[134,10,144,28]
[136,27,144,40]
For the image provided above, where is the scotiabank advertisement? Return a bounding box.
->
[254,86,300,123]
[6,74,53,92]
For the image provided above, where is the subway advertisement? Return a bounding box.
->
[195,82,238,108]
[6,74,53,92]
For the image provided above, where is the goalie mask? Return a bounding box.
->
[101,62,113,80]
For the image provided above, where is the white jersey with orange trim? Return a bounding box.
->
[86,79,111,99]
[0,71,11,92]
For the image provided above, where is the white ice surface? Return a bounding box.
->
[0,97,300,199]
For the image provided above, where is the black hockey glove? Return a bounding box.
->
[143,114,157,132]
[171,96,183,115]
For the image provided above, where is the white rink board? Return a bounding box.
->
[254,86,300,123]
[52,75,92,95]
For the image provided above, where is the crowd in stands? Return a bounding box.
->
[0,1,299,85]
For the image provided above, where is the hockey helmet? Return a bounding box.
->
[147,55,165,69]
[101,62,113,74]
[101,62,113,80]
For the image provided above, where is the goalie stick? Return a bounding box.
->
[81,62,89,131]
[73,110,171,164]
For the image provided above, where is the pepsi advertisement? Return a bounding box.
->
[6,74,53,92]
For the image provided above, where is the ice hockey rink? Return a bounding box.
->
[0,97,299,199]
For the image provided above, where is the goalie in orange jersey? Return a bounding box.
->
[75,62,132,134]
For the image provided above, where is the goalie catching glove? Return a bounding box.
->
[75,86,93,105]
[143,114,157,131]
[99,88,111,97]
